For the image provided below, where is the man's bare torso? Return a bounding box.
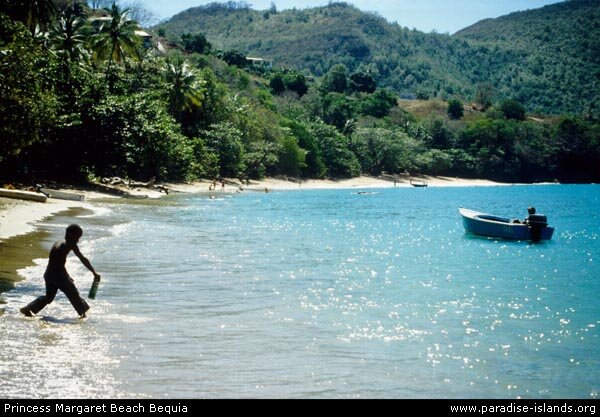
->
[47,241,73,271]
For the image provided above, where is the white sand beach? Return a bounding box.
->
[243,175,502,191]
[0,198,88,241]
[171,175,504,193]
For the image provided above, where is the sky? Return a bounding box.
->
[134,0,565,34]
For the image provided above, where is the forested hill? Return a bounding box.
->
[156,1,600,114]
[454,0,600,114]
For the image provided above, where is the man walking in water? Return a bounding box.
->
[20,224,101,319]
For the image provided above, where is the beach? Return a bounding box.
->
[0,175,503,242]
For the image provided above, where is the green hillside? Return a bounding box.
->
[156,1,600,114]
[455,0,600,114]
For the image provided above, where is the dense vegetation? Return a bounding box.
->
[455,0,600,115]
[157,0,600,115]
[1,1,599,184]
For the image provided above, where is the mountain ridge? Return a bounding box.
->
[156,1,600,114]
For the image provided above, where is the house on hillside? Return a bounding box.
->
[246,57,273,69]
[88,15,111,31]
[135,30,153,49]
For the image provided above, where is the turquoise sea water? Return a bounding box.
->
[1,184,599,398]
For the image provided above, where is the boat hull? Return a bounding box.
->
[39,187,84,201]
[0,188,47,203]
[459,208,554,241]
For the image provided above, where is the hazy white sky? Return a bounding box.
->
[135,0,564,33]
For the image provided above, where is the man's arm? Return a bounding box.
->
[73,245,101,280]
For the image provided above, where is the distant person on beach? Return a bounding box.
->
[20,224,101,319]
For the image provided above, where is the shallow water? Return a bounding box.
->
[1,185,599,398]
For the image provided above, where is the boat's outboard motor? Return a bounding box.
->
[527,214,548,242]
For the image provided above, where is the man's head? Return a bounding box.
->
[65,224,83,243]
[527,206,536,215]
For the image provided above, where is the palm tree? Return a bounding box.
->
[91,2,141,79]
[48,5,90,106]
[50,5,89,64]
[165,57,206,123]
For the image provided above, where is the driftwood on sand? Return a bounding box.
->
[100,176,169,195]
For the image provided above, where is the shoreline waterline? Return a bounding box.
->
[173,175,508,193]
[1,175,506,241]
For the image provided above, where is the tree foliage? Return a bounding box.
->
[321,64,348,94]
[447,99,463,120]
[1,3,599,185]
[0,15,56,166]
[350,128,417,175]
[220,49,247,67]
[500,99,526,121]
[349,70,376,94]
[83,93,193,180]
[181,32,211,54]
[309,122,360,178]
[270,70,308,97]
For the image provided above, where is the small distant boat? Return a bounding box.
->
[459,207,554,241]
[410,179,428,187]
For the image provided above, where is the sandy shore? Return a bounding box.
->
[0,175,504,242]
[0,198,89,241]
[170,175,504,193]
[244,175,502,191]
